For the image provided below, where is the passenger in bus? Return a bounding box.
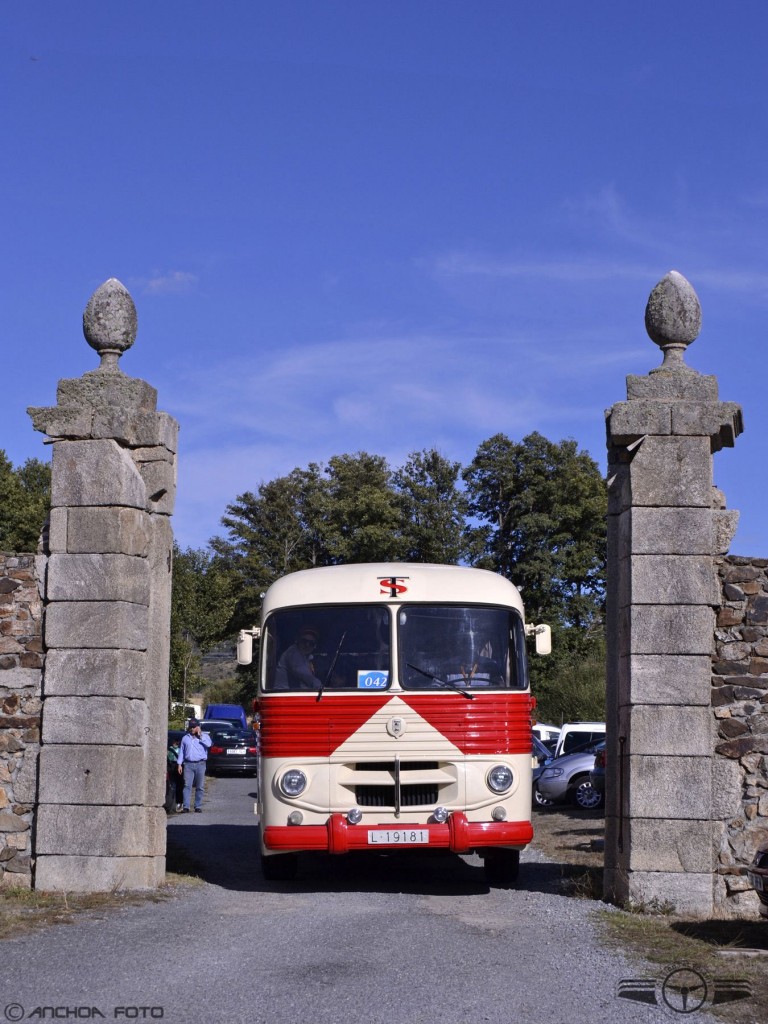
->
[274,627,321,691]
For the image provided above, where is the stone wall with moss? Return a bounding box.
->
[713,555,768,915]
[0,552,44,888]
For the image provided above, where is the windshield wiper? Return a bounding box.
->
[406,662,475,700]
[317,630,347,703]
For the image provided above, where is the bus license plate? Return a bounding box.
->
[367,829,429,845]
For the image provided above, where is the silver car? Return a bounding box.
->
[535,741,605,810]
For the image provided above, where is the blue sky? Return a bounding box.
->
[2,2,766,554]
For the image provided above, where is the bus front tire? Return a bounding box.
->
[483,848,520,887]
[261,852,298,881]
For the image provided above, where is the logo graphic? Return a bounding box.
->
[387,716,406,738]
[378,576,409,597]
[618,964,752,1016]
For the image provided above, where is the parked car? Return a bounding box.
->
[553,721,605,759]
[532,735,557,807]
[589,744,606,795]
[535,740,605,810]
[207,728,259,777]
[532,723,561,751]
[199,719,237,736]
[747,844,768,919]
[204,703,249,731]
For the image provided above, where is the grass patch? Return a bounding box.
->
[531,807,768,1024]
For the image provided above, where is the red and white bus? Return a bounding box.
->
[237,562,550,884]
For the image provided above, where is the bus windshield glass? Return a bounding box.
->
[263,605,391,692]
[398,605,527,691]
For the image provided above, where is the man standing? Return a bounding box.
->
[177,718,212,813]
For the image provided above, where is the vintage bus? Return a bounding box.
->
[237,562,550,884]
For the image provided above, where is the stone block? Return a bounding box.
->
[41,696,148,745]
[0,667,41,692]
[91,410,168,447]
[157,411,179,453]
[34,854,165,892]
[65,506,151,556]
[36,805,166,856]
[48,508,68,553]
[621,654,711,706]
[628,818,716,873]
[623,706,714,756]
[45,601,148,650]
[671,402,737,438]
[56,372,157,412]
[626,372,719,402]
[607,401,672,444]
[43,648,146,697]
[627,507,714,555]
[38,745,147,804]
[712,757,743,819]
[630,605,714,655]
[47,554,150,605]
[136,458,176,515]
[630,554,719,605]
[627,436,713,508]
[51,440,146,510]
[714,510,740,555]
[629,754,711,818]
[13,746,39,803]
[625,870,713,916]
[27,405,93,439]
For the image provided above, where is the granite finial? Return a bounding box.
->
[83,278,137,372]
[644,270,701,372]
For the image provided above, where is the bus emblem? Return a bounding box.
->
[379,576,409,597]
[387,717,406,738]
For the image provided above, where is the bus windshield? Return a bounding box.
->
[398,604,527,691]
[263,605,391,692]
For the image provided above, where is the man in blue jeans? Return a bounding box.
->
[177,718,212,813]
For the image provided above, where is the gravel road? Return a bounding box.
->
[0,775,716,1024]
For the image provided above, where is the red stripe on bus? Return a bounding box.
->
[259,695,392,758]
[399,692,534,755]
[259,692,533,758]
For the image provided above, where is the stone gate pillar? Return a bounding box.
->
[604,271,742,917]
[28,279,177,890]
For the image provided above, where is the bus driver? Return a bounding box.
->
[274,627,321,690]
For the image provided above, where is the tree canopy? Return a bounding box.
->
[0,450,51,553]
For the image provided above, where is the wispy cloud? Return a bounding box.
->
[140,271,199,295]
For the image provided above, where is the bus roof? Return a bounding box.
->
[261,563,526,618]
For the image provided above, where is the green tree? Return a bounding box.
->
[463,432,607,722]
[316,452,404,564]
[170,546,239,708]
[463,432,606,628]
[0,450,51,553]
[393,448,467,564]
[211,464,327,629]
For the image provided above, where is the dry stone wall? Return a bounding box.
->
[0,552,44,887]
[713,555,768,915]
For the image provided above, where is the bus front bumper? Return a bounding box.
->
[263,812,533,855]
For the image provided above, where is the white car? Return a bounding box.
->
[532,722,560,749]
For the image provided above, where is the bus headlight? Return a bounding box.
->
[279,769,308,797]
[487,764,514,794]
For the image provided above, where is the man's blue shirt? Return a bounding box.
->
[177,731,212,764]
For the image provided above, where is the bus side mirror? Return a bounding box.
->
[237,627,260,666]
[525,623,552,656]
